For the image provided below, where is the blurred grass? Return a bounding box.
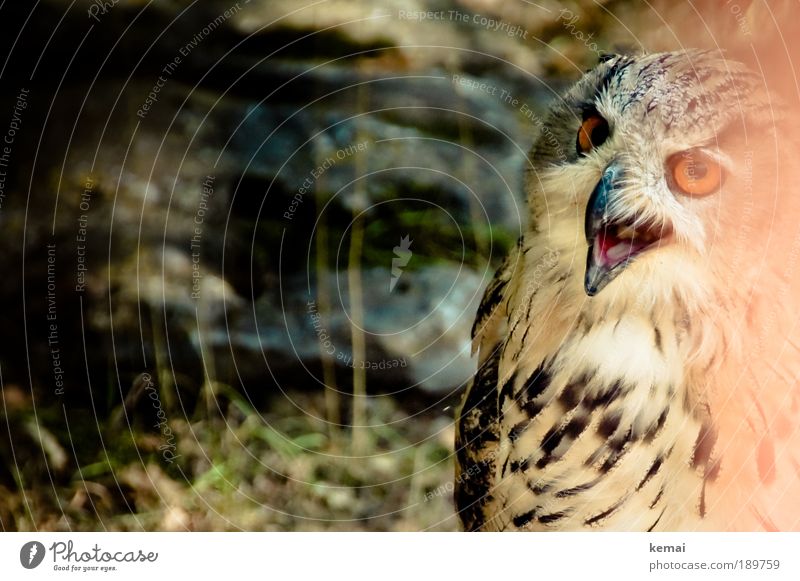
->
[0,382,459,531]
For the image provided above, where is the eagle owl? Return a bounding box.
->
[455,50,800,531]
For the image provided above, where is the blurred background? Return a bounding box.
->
[0,0,788,531]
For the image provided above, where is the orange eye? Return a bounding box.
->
[577,114,609,154]
[668,150,724,196]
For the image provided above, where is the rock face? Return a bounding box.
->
[246,265,485,393]
[3,0,581,407]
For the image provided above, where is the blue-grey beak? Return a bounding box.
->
[584,164,622,296]
[584,163,669,297]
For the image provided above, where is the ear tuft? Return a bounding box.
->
[599,45,641,64]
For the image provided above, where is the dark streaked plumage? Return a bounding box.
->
[456,50,800,531]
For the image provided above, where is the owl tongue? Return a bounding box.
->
[598,230,620,260]
[596,232,627,269]
[595,225,652,269]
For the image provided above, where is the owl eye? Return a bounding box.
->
[577,114,609,155]
[668,149,724,196]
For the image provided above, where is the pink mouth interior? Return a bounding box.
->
[593,222,668,270]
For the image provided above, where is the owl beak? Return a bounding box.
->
[584,164,621,296]
[584,163,667,296]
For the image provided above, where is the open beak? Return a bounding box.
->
[584,163,671,296]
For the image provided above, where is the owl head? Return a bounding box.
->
[527,50,796,313]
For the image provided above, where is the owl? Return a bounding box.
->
[455,50,800,531]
